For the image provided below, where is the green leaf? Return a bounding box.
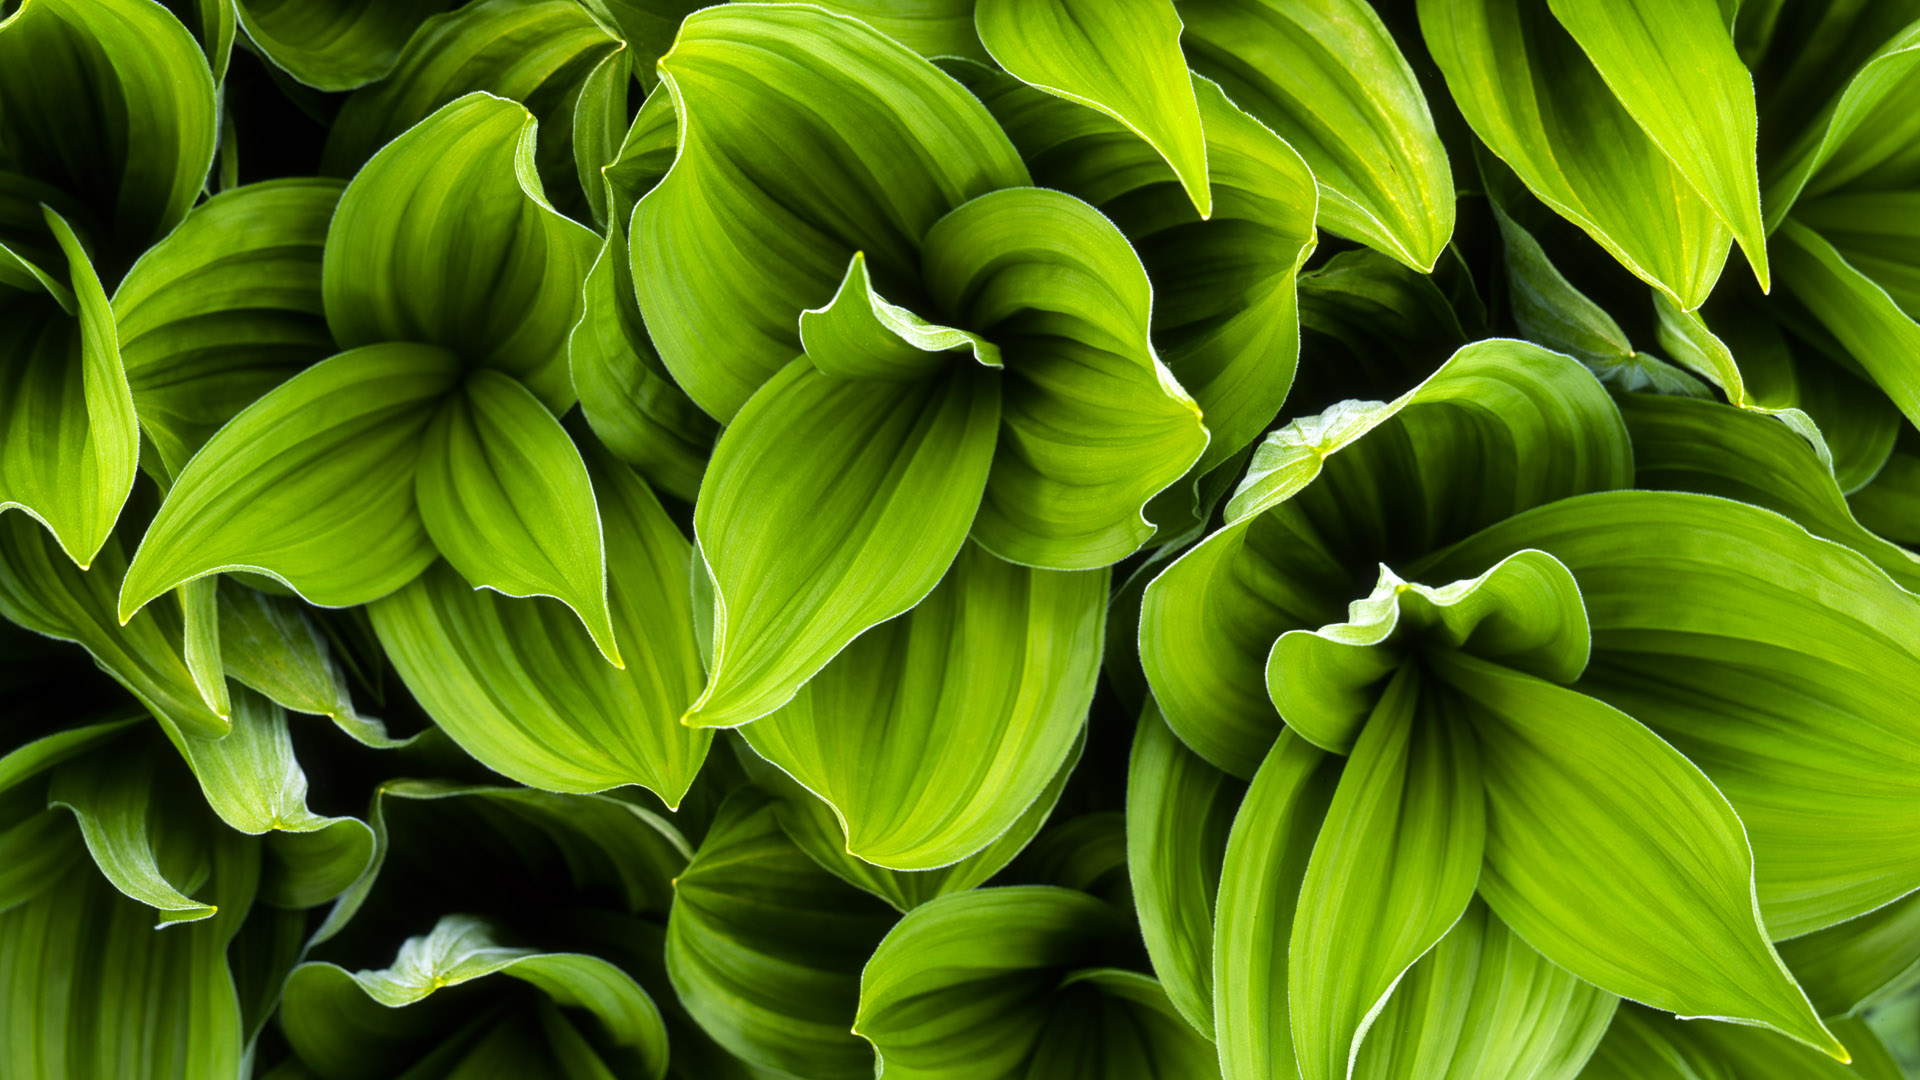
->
[1773,219,1920,429]
[47,740,221,924]
[1141,339,1631,777]
[0,719,136,914]
[667,790,898,1079]
[1180,0,1453,270]
[856,886,1214,1078]
[371,447,709,802]
[158,0,237,83]
[282,914,670,1080]
[320,0,622,219]
[1352,899,1616,1080]
[216,580,401,747]
[113,178,342,481]
[739,727,1082,912]
[809,0,985,62]
[1419,0,1733,308]
[1290,667,1484,1080]
[180,577,229,720]
[923,187,1208,568]
[0,515,227,739]
[1620,393,1920,592]
[415,369,620,666]
[976,0,1209,216]
[1434,652,1842,1059]
[0,209,137,569]
[569,213,717,504]
[119,342,458,620]
[1794,192,1920,321]
[1433,492,1920,938]
[577,0,705,71]
[1582,1004,1901,1080]
[1293,250,1476,406]
[1780,890,1920,1018]
[1852,437,1920,545]
[1269,552,1590,756]
[0,819,254,1079]
[686,359,999,727]
[741,542,1102,870]
[1762,21,1920,225]
[801,251,1000,380]
[1127,698,1245,1036]
[631,3,1029,420]
[1215,729,1342,1080]
[1546,0,1770,288]
[322,92,600,413]
[0,0,217,271]
[233,0,458,91]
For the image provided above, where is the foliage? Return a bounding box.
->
[3,0,1920,1076]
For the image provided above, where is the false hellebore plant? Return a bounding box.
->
[6,0,1920,1077]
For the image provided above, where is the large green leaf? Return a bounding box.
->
[976,0,1210,216]
[1127,699,1245,1036]
[414,369,619,665]
[321,0,622,217]
[1781,890,1920,1019]
[0,719,135,914]
[0,817,254,1079]
[372,447,708,802]
[1762,20,1920,225]
[1429,492,1920,937]
[1289,668,1484,1080]
[742,542,1102,870]
[1773,220,1920,429]
[686,359,999,728]
[1214,730,1342,1080]
[0,210,137,569]
[1419,0,1733,308]
[0,0,217,272]
[281,914,671,1079]
[1179,0,1453,271]
[740,728,1081,913]
[322,92,600,413]
[1351,899,1615,1080]
[856,886,1215,1078]
[569,212,716,505]
[810,0,985,62]
[47,739,223,924]
[630,3,1029,419]
[922,187,1207,568]
[1435,652,1841,1058]
[1546,0,1770,288]
[113,178,342,480]
[120,342,458,619]
[800,251,1000,381]
[234,0,458,91]
[215,580,400,747]
[1582,1005,1904,1080]
[667,790,897,1080]
[1141,339,1631,777]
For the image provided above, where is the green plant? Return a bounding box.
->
[3,0,1920,1077]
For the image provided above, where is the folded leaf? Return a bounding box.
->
[1352,899,1616,1080]
[569,193,716,505]
[216,581,399,747]
[1290,667,1485,1080]
[801,251,1000,380]
[180,577,229,720]
[1180,0,1453,270]
[1773,219,1920,429]
[121,343,458,619]
[321,0,622,218]
[234,0,458,91]
[113,178,342,480]
[687,359,999,727]
[323,92,600,412]
[1763,21,1920,225]
[743,542,1102,870]
[1436,652,1841,1058]
[0,210,137,569]
[373,449,708,802]
[1215,730,1342,1080]
[923,187,1207,568]
[667,790,897,1079]
[977,0,1209,216]
[47,740,220,924]
[856,886,1211,1078]
[415,369,619,665]
[1794,192,1920,320]
[0,0,217,272]
[631,3,1029,419]
[1142,339,1631,776]
[1420,0,1733,308]
[1547,0,1769,288]
[1127,699,1245,1036]
[282,914,670,1080]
